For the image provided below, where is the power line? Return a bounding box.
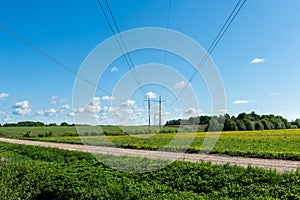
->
[190,0,247,82]
[0,23,112,96]
[104,0,144,88]
[167,0,247,106]
[163,0,172,65]
[97,0,146,95]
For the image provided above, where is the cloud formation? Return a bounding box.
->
[60,104,70,112]
[84,97,101,113]
[101,96,116,101]
[38,108,57,116]
[0,93,9,100]
[145,91,157,99]
[250,58,266,64]
[13,100,31,115]
[73,97,101,114]
[110,67,119,72]
[174,81,189,89]
[233,100,249,105]
[50,96,58,105]
[122,99,135,107]
[184,107,200,115]
[59,97,69,103]
[269,92,278,96]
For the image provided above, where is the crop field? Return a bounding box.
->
[1,126,300,160]
[0,125,180,137]
[0,141,300,199]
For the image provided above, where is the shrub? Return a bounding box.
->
[38,133,45,137]
[45,131,53,137]
[23,130,32,138]
[62,131,78,137]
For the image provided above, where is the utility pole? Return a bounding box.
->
[159,96,162,130]
[153,96,166,130]
[147,98,150,128]
[144,98,151,128]
[144,96,166,129]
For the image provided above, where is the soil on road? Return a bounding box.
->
[0,137,299,172]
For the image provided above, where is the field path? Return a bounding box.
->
[1,137,300,172]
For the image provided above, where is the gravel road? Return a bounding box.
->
[1,137,299,172]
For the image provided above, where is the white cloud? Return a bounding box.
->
[50,96,58,105]
[163,111,170,115]
[125,109,133,114]
[100,106,117,113]
[216,109,229,114]
[37,108,57,116]
[145,91,157,99]
[85,97,101,113]
[101,96,116,101]
[3,115,12,122]
[67,112,75,118]
[60,104,70,110]
[174,108,181,112]
[73,107,85,113]
[111,67,119,72]
[13,100,31,115]
[233,100,249,105]
[101,107,109,112]
[184,107,201,115]
[37,110,44,115]
[269,92,278,96]
[73,97,101,114]
[44,108,57,116]
[122,99,135,106]
[250,58,266,64]
[59,97,69,103]
[174,81,189,89]
[0,93,9,100]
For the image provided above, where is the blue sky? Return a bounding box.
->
[1,0,300,125]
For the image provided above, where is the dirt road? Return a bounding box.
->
[1,137,299,172]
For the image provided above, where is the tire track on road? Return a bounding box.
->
[0,137,299,172]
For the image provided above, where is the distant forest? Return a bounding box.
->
[166,112,300,131]
[0,121,74,127]
[2,112,300,131]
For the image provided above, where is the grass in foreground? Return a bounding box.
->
[0,141,300,199]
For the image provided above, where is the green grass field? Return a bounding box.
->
[0,125,182,137]
[1,126,300,160]
[0,141,300,199]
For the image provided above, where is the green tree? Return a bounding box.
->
[292,119,300,128]
[237,112,247,120]
[255,121,264,130]
[48,123,57,126]
[60,122,69,126]
[250,111,260,121]
[206,117,223,132]
[223,116,237,131]
[236,120,247,131]
[243,119,254,130]
[261,119,271,130]
[199,116,210,125]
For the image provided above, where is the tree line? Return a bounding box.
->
[166,112,300,131]
[0,121,74,127]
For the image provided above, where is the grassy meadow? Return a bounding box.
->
[0,126,300,160]
[0,141,300,199]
